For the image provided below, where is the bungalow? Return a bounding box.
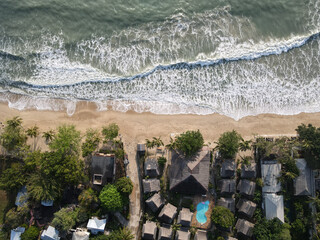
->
[241,163,257,179]
[194,230,207,240]
[221,160,236,178]
[145,158,160,178]
[158,203,177,224]
[217,197,235,213]
[72,231,90,240]
[157,225,172,240]
[237,180,256,197]
[177,208,193,227]
[294,159,313,196]
[236,199,257,218]
[219,179,236,195]
[263,193,284,223]
[261,163,281,193]
[10,227,25,240]
[91,153,116,186]
[87,217,107,235]
[235,219,254,238]
[175,228,190,240]
[146,193,165,213]
[142,221,158,240]
[169,147,210,195]
[41,226,60,240]
[143,179,161,194]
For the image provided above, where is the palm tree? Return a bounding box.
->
[171,223,181,231]
[26,125,39,151]
[42,130,55,145]
[165,137,176,150]
[115,227,134,240]
[239,139,252,152]
[152,137,164,148]
[6,116,23,129]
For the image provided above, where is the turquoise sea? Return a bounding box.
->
[0,0,319,119]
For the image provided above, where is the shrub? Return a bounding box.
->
[215,130,242,159]
[174,130,204,156]
[102,123,119,141]
[99,184,123,211]
[21,226,40,240]
[211,206,234,229]
[78,188,98,209]
[52,207,77,232]
[116,177,133,195]
[82,128,101,157]
[158,157,167,167]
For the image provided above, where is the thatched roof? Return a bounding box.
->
[235,219,254,237]
[158,225,172,240]
[158,203,177,224]
[175,228,190,240]
[241,163,257,179]
[217,197,235,213]
[145,158,160,178]
[177,208,193,227]
[221,160,236,178]
[194,230,207,240]
[294,159,313,196]
[143,179,161,194]
[264,193,284,223]
[169,147,210,195]
[142,221,157,240]
[236,199,257,218]
[146,193,164,213]
[219,179,236,195]
[237,180,256,197]
[91,153,115,185]
[261,163,281,193]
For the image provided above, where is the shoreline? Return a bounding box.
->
[1,101,320,144]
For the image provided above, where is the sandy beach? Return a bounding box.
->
[1,101,320,145]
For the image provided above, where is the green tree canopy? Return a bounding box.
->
[52,207,77,232]
[215,130,242,159]
[253,217,291,240]
[78,188,98,209]
[21,226,40,240]
[174,130,204,156]
[82,128,101,157]
[99,184,123,212]
[42,130,55,144]
[102,123,119,142]
[296,123,320,168]
[211,206,234,229]
[115,177,133,195]
[0,162,27,192]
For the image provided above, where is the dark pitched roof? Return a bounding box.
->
[177,208,193,227]
[219,179,236,195]
[221,160,236,178]
[158,203,177,224]
[146,193,164,213]
[236,199,257,218]
[158,226,172,240]
[91,154,115,185]
[235,219,254,237]
[143,179,161,194]
[145,158,160,178]
[217,197,235,213]
[194,230,207,240]
[142,221,157,240]
[175,228,190,240]
[169,147,210,195]
[241,163,257,179]
[237,180,256,197]
[294,159,312,196]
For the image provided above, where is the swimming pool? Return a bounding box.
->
[196,200,210,224]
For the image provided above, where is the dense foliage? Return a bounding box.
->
[102,123,120,141]
[78,188,98,209]
[90,228,134,240]
[21,226,40,240]
[174,130,204,156]
[115,177,133,195]
[211,206,234,229]
[52,207,78,232]
[82,128,101,157]
[253,218,291,240]
[99,184,123,211]
[215,130,242,159]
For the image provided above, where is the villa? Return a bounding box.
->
[261,163,281,193]
[72,230,90,240]
[263,193,284,223]
[91,153,116,186]
[86,217,107,235]
[294,158,313,196]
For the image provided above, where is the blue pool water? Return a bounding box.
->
[196,200,210,224]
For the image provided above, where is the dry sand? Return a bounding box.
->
[1,101,320,145]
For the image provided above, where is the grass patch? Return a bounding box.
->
[0,190,8,225]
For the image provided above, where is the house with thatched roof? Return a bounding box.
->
[158,203,177,224]
[263,193,284,223]
[41,226,60,240]
[142,221,158,240]
[175,228,190,240]
[237,180,256,197]
[294,158,313,196]
[157,225,172,240]
[235,219,254,237]
[194,230,208,240]
[169,147,210,195]
[146,193,165,213]
[91,153,116,186]
[261,163,281,193]
[241,163,257,179]
[145,158,160,178]
[219,179,236,195]
[236,199,257,218]
[217,197,235,213]
[221,160,236,178]
[177,208,193,227]
[143,179,161,194]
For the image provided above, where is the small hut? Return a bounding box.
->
[235,219,254,238]
[237,180,256,197]
[219,179,236,195]
[41,226,60,240]
[217,197,235,213]
[221,160,236,178]
[87,217,107,235]
[236,199,257,218]
[158,203,177,224]
[142,221,158,240]
[177,208,193,227]
[146,193,164,213]
[143,179,161,194]
[157,225,172,240]
[145,158,160,178]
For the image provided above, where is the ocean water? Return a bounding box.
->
[0,0,319,119]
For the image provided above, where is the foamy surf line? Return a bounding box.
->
[0,92,319,121]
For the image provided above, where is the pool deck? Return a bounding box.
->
[191,195,214,229]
